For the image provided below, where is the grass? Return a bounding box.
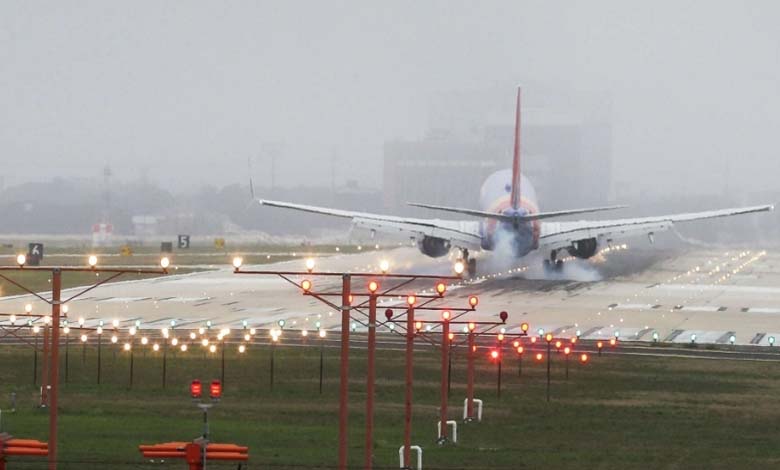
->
[1,343,780,469]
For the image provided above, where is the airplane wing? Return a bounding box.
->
[538,204,774,251]
[258,199,483,249]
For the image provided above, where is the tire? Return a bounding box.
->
[467,258,477,277]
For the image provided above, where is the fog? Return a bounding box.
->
[0,1,778,236]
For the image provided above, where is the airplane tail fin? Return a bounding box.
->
[510,86,522,210]
[246,157,259,209]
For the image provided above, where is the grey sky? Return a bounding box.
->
[1,1,778,198]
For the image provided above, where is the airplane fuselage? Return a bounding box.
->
[478,169,541,257]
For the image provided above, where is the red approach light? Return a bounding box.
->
[497,333,504,342]
[545,333,553,343]
[580,353,589,363]
[407,295,416,306]
[520,322,529,333]
[535,352,543,361]
[490,349,500,361]
[570,337,578,344]
[555,340,562,349]
[435,282,447,296]
[516,346,524,355]
[415,321,423,331]
[385,309,393,321]
[468,295,479,308]
[499,311,508,323]
[564,346,571,355]
[597,341,604,349]
[442,310,451,321]
[301,279,312,292]
[512,340,520,348]
[209,380,222,400]
[190,379,202,399]
[348,294,354,304]
[530,336,537,344]
[368,280,379,293]
[468,322,476,331]
[609,338,617,347]
[448,332,455,341]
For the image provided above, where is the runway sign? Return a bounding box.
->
[27,242,43,266]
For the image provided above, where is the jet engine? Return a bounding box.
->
[566,238,598,259]
[417,236,451,258]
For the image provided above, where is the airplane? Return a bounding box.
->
[255,87,774,276]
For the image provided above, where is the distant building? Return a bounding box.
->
[132,215,160,238]
[383,86,613,215]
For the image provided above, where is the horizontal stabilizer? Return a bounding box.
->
[407,202,627,222]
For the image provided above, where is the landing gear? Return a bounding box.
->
[544,250,564,273]
[462,249,477,277]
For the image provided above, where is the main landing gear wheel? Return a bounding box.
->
[461,249,477,277]
[544,251,564,273]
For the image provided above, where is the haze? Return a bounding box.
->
[1,1,778,202]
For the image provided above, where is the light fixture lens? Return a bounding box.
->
[454,260,465,275]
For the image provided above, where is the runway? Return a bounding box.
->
[1,245,779,347]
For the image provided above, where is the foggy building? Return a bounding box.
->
[383,86,613,215]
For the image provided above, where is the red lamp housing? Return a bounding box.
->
[190,379,202,399]
[209,380,222,400]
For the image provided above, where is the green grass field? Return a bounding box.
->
[1,343,779,469]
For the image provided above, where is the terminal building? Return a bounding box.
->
[383,86,613,217]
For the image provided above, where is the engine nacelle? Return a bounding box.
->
[566,238,598,259]
[417,236,451,258]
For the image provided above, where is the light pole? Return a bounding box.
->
[220,334,226,386]
[318,328,326,394]
[496,333,505,399]
[63,323,69,383]
[402,297,415,469]
[545,333,553,402]
[129,328,136,388]
[438,310,451,444]
[269,331,279,391]
[365,281,379,469]
[465,323,475,422]
[96,324,104,384]
[79,317,86,365]
[40,316,50,407]
[447,332,453,395]
[32,322,39,386]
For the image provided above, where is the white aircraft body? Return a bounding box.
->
[257,88,774,275]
